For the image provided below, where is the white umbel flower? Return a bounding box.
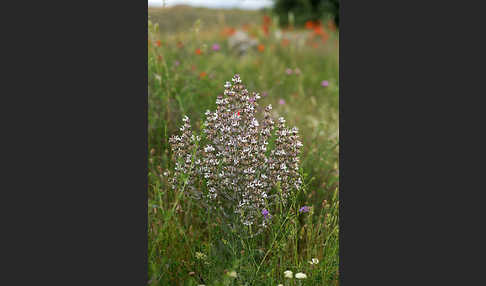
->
[295,272,307,279]
[284,270,293,278]
[227,271,237,278]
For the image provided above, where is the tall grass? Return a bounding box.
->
[148,7,339,285]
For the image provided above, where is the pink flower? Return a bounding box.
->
[285,68,293,75]
[212,43,220,51]
[321,80,329,87]
[299,206,310,213]
[261,208,270,219]
[279,99,286,105]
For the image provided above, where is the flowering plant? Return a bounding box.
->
[168,74,303,227]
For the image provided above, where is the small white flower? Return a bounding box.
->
[232,74,241,83]
[277,284,284,286]
[309,258,319,264]
[284,270,293,278]
[227,271,237,278]
[295,272,307,279]
[224,81,231,88]
[195,252,206,260]
[204,145,215,152]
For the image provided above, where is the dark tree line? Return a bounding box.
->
[272,0,339,28]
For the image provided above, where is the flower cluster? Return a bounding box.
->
[168,74,303,227]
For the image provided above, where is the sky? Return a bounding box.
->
[148,0,274,10]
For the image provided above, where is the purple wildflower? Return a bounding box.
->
[174,60,180,66]
[262,208,270,219]
[279,99,286,105]
[262,92,268,97]
[212,43,220,51]
[285,68,293,75]
[299,206,311,213]
[321,80,329,87]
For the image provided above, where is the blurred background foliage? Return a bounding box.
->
[270,0,339,28]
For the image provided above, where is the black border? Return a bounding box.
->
[5,1,148,285]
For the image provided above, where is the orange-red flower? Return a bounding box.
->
[155,40,161,47]
[195,48,202,55]
[313,25,324,36]
[258,44,265,52]
[221,27,236,37]
[305,20,315,30]
[261,15,272,36]
[199,72,207,78]
[263,15,271,26]
[262,25,269,36]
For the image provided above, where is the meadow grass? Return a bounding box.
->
[148,6,339,285]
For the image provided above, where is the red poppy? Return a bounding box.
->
[199,72,207,78]
[263,15,271,26]
[155,40,161,47]
[305,21,315,29]
[258,44,265,52]
[221,27,236,37]
[195,48,202,55]
[262,25,269,36]
[313,25,324,36]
